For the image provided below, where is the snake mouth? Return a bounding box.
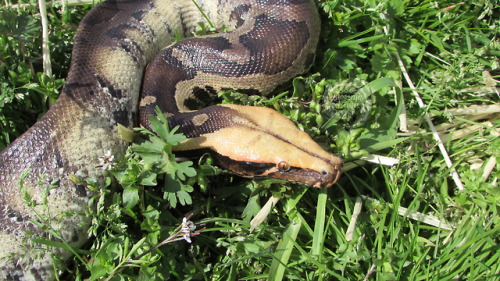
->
[263,161,343,188]
[211,152,343,188]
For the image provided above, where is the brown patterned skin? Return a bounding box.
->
[0,0,340,279]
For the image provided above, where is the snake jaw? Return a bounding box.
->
[267,159,343,188]
[211,151,343,188]
[269,148,343,188]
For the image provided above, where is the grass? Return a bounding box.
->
[1,0,499,280]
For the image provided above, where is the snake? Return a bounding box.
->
[0,0,343,279]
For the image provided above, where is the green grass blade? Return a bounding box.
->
[268,216,302,281]
[289,235,349,281]
[311,188,327,257]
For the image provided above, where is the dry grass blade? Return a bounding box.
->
[250,194,280,232]
[395,52,465,190]
[38,0,51,77]
[345,197,362,241]
[361,196,453,230]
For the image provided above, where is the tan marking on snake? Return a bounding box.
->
[139,95,157,107]
[192,114,209,126]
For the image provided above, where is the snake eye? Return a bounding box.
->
[277,161,291,172]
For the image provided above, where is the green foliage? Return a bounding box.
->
[79,110,202,280]
[0,4,81,150]
[1,0,499,280]
[132,107,197,208]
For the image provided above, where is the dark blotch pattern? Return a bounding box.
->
[112,109,130,127]
[236,88,262,96]
[105,23,135,40]
[0,206,37,235]
[230,4,251,28]
[75,183,87,197]
[183,86,218,110]
[96,76,123,99]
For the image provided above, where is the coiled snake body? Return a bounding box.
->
[0,0,342,279]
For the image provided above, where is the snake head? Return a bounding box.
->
[214,152,343,188]
[173,104,343,188]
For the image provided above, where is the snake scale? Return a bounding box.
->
[0,0,343,279]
